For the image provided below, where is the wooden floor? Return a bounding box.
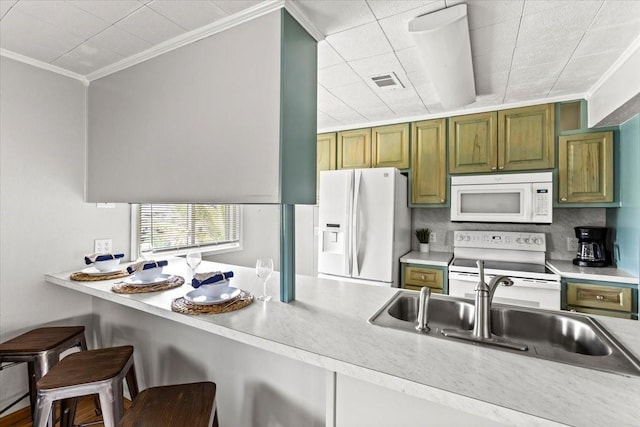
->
[0,396,131,427]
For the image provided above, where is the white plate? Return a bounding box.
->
[184,287,241,305]
[81,266,123,276]
[123,273,172,286]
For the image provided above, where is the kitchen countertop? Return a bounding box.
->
[547,259,639,285]
[400,251,453,267]
[46,258,640,426]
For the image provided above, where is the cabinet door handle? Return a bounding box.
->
[561,197,567,201]
[498,166,504,170]
[421,275,426,280]
[440,198,445,203]
[491,166,497,171]
[596,295,605,301]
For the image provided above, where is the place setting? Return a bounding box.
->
[112,259,184,294]
[171,254,257,315]
[70,253,129,281]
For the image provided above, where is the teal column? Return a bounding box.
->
[280,204,295,302]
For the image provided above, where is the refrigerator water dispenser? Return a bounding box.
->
[322,224,344,254]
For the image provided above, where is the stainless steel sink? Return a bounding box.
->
[369,290,640,377]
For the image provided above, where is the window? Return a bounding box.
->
[134,204,241,256]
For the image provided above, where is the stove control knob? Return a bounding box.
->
[516,237,523,244]
[456,234,463,241]
[464,235,471,241]
[524,237,531,244]
[534,237,543,245]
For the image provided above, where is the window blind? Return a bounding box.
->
[138,204,240,252]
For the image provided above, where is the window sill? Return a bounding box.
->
[150,242,242,259]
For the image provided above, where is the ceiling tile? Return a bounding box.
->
[465,0,524,30]
[318,41,344,69]
[318,62,361,89]
[52,41,124,74]
[88,25,152,58]
[211,1,261,16]
[378,1,445,51]
[366,1,437,20]
[395,47,424,73]
[115,5,185,44]
[523,0,601,16]
[557,51,623,83]
[508,61,564,83]
[363,106,396,121]
[464,93,505,110]
[147,0,227,30]
[13,0,110,40]
[348,52,404,81]
[474,71,509,96]
[317,111,343,129]
[68,0,143,23]
[410,77,440,105]
[511,33,583,69]
[326,22,393,62]
[517,2,602,47]
[0,8,85,62]
[330,81,389,112]
[472,51,513,78]
[590,0,640,29]
[574,22,640,58]
[469,18,520,58]
[0,0,18,20]
[318,86,367,121]
[295,0,374,35]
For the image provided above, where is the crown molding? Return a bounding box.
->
[284,0,325,42]
[586,33,640,100]
[86,0,289,82]
[0,49,89,86]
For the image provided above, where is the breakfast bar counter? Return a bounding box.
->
[46,258,640,426]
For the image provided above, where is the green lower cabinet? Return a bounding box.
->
[401,263,448,294]
[561,278,638,320]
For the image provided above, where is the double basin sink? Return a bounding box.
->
[369,290,640,377]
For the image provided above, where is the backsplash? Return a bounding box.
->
[412,207,607,260]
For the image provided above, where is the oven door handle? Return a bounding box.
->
[448,272,480,282]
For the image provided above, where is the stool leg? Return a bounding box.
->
[77,334,102,417]
[27,361,37,419]
[98,379,125,427]
[125,363,139,401]
[33,392,54,427]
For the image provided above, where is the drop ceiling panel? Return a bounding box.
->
[212,1,262,15]
[517,2,602,46]
[318,41,344,69]
[395,47,424,73]
[68,1,143,23]
[367,1,438,20]
[512,33,583,68]
[465,0,524,30]
[590,0,640,28]
[348,52,405,81]
[0,0,17,19]
[378,1,445,51]
[52,42,124,75]
[330,81,389,112]
[147,1,228,31]
[114,5,185,44]
[295,0,375,35]
[326,22,393,62]
[318,62,361,89]
[574,22,640,58]
[88,25,152,58]
[469,18,520,58]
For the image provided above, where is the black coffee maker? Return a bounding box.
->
[573,226,609,267]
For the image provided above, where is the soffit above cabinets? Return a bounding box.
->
[1,0,639,130]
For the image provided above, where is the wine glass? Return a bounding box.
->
[139,243,154,260]
[186,252,202,277]
[256,258,274,301]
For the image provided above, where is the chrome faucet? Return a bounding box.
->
[415,286,431,332]
[472,260,514,339]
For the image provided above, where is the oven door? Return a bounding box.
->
[448,271,560,310]
[450,183,532,223]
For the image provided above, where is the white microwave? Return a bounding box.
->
[450,172,553,223]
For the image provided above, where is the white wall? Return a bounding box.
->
[0,57,131,410]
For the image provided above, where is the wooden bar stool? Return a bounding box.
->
[33,345,139,427]
[118,382,218,427]
[0,326,88,420]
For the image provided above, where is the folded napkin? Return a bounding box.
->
[85,253,125,265]
[192,271,234,288]
[126,260,169,274]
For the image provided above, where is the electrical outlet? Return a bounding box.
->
[566,237,578,252]
[94,239,112,254]
[429,231,437,243]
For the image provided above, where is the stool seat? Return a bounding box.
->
[0,326,89,422]
[119,382,218,427]
[0,326,85,354]
[34,345,139,427]
[38,346,134,389]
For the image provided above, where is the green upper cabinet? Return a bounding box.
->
[558,131,614,203]
[448,104,555,174]
[448,111,497,173]
[498,104,555,171]
[412,119,447,205]
[337,128,372,169]
[371,123,410,169]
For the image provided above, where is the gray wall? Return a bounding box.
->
[0,57,131,410]
[413,207,606,260]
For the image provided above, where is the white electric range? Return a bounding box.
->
[448,230,561,310]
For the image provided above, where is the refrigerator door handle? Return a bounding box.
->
[352,171,361,276]
[346,171,354,275]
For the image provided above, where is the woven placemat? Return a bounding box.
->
[70,270,130,281]
[171,290,254,315]
[112,275,185,294]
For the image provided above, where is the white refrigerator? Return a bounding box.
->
[318,168,411,287]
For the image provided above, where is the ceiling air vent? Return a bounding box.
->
[370,72,405,90]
